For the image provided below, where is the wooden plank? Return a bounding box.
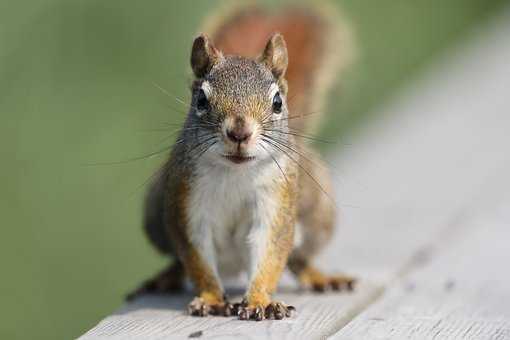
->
[79,281,380,340]
[331,189,510,340]
[80,9,510,340]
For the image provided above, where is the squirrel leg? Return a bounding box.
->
[288,256,356,292]
[292,146,357,292]
[183,249,234,316]
[177,235,234,317]
[238,202,296,321]
[185,255,234,317]
[164,178,234,316]
[126,260,184,301]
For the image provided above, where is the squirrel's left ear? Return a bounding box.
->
[260,33,288,80]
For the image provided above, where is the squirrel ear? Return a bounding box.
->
[191,34,223,78]
[260,33,288,79]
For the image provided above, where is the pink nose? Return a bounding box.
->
[226,127,252,143]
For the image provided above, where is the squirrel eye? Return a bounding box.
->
[196,89,209,112]
[272,92,282,113]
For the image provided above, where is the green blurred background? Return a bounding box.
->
[0,0,508,339]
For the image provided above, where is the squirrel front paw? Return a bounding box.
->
[187,296,235,317]
[234,299,296,321]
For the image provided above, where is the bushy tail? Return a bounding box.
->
[201,2,354,134]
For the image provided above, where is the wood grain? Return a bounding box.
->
[80,282,380,340]
[331,193,510,340]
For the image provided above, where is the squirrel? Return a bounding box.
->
[128,3,355,321]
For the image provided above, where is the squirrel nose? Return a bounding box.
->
[226,128,252,144]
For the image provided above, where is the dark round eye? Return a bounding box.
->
[196,89,209,112]
[272,92,282,113]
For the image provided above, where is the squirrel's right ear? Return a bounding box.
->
[191,34,223,78]
[259,33,288,80]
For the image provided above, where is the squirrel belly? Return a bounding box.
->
[186,150,295,280]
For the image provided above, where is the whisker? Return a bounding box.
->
[163,103,189,116]
[81,145,173,166]
[153,125,209,146]
[191,138,219,160]
[186,134,219,158]
[262,133,357,200]
[264,129,335,144]
[287,126,352,146]
[140,126,181,133]
[83,128,219,167]
[261,133,328,173]
[200,117,221,127]
[259,141,289,186]
[263,111,323,125]
[263,134,359,194]
[261,111,275,125]
[152,81,206,113]
[261,137,336,208]
[129,162,171,198]
[264,132,346,173]
[152,82,189,108]
[197,141,218,159]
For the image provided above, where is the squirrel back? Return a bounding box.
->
[201,2,353,134]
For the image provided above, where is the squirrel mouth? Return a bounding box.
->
[223,154,255,164]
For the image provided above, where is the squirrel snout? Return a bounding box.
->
[226,127,252,144]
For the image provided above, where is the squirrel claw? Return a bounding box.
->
[331,275,357,292]
[311,275,357,293]
[236,300,296,321]
[188,297,233,317]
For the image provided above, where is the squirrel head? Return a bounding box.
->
[186,33,292,167]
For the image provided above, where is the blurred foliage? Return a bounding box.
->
[0,0,508,339]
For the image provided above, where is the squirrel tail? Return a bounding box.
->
[200,2,354,134]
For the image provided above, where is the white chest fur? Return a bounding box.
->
[186,158,283,280]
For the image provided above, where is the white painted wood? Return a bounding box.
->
[79,281,380,340]
[80,9,510,340]
[331,190,510,340]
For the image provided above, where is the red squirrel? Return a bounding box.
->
[130,3,355,321]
